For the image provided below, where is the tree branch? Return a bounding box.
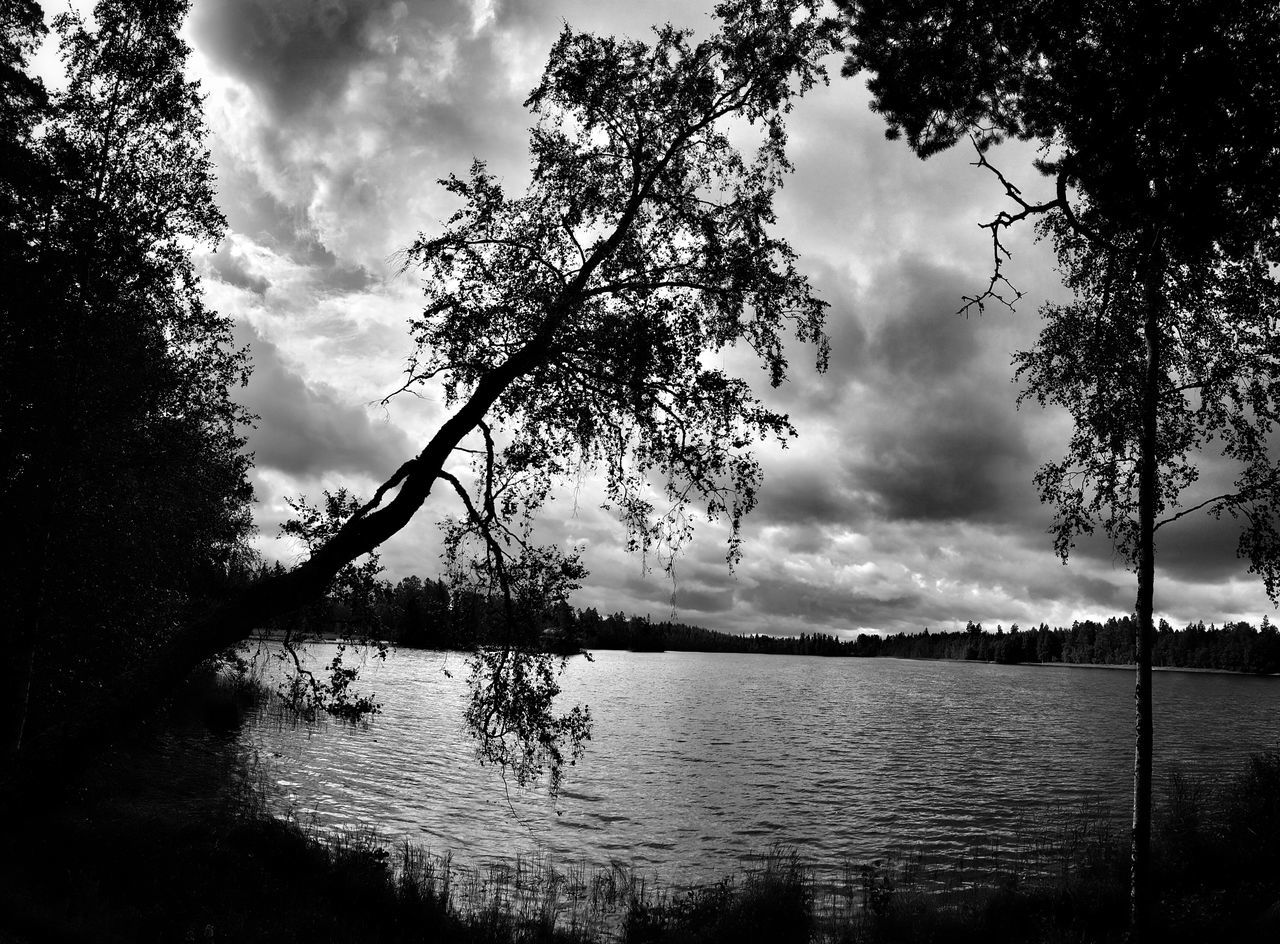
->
[355,459,419,519]
[1154,493,1238,531]
[438,469,516,630]
[1055,171,1115,251]
[958,140,1063,316]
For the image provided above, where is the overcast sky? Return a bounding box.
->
[70,0,1279,636]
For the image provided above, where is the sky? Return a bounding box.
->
[47,0,1280,637]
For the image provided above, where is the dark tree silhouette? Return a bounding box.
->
[2,0,254,767]
[12,1,837,790]
[840,0,1280,935]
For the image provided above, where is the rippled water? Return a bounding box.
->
[242,648,1279,887]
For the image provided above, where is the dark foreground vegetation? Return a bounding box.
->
[4,672,1278,944]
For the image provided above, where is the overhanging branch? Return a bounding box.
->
[959,139,1064,316]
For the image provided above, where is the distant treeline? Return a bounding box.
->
[269,567,1280,675]
[866,617,1280,674]
[356,573,880,657]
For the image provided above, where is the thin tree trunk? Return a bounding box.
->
[1131,245,1163,940]
[4,474,56,765]
[3,636,37,766]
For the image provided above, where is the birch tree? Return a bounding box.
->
[840,0,1280,935]
[13,1,837,792]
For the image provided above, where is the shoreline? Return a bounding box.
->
[6,675,1279,943]
[1019,660,1279,677]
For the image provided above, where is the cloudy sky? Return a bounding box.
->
[57,0,1278,636]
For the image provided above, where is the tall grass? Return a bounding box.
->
[282,822,809,943]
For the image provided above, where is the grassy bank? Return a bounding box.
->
[3,674,1278,943]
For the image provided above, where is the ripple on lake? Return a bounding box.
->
[241,647,1280,888]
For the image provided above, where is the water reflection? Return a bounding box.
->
[242,648,1279,888]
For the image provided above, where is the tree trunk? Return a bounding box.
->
[6,138,666,790]
[3,473,56,766]
[7,289,570,789]
[3,636,37,767]
[1131,244,1163,941]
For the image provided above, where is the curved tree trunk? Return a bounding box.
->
[8,318,547,786]
[10,170,654,785]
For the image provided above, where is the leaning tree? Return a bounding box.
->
[840,0,1280,936]
[15,1,838,790]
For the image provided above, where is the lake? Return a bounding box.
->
[241,648,1279,889]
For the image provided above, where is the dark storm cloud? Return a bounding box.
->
[742,575,920,628]
[865,256,985,378]
[613,568,736,615]
[753,261,868,420]
[1156,513,1249,583]
[756,460,859,528]
[671,585,736,613]
[192,0,450,118]
[1147,448,1269,585]
[840,255,1036,524]
[1011,448,1262,589]
[819,272,871,375]
[855,390,1032,522]
[1022,570,1131,613]
[208,237,270,295]
[236,322,413,479]
[616,570,686,606]
[751,253,1039,534]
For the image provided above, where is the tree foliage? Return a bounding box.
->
[842,0,1280,935]
[266,489,389,722]
[1016,219,1280,584]
[401,9,833,572]
[376,1,835,787]
[2,0,254,762]
[11,2,836,792]
[841,0,1280,255]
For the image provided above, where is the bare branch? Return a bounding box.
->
[438,468,516,628]
[1154,493,1238,531]
[958,139,1064,316]
[379,374,443,406]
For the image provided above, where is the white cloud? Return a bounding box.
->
[178,0,1280,635]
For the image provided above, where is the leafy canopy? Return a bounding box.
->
[378,1,836,787]
[841,0,1280,583]
[1017,209,1280,593]
[841,0,1280,262]
[2,0,254,751]
[403,4,833,572]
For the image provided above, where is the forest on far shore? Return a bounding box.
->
[265,567,1280,675]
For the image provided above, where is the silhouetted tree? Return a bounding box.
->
[3,0,253,766]
[841,1,1280,934]
[15,1,837,792]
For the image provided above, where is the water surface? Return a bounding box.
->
[243,648,1279,886]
